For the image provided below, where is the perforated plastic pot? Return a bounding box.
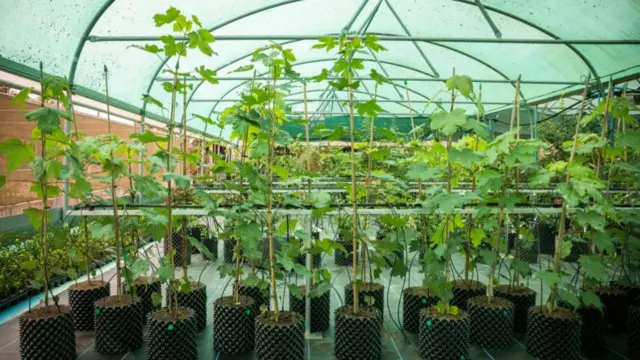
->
[495,285,535,333]
[147,307,197,360]
[628,305,640,355]
[402,287,437,333]
[255,311,304,360]
[468,296,514,349]
[19,306,76,360]
[68,280,110,331]
[595,286,628,333]
[123,278,161,317]
[234,283,270,309]
[334,241,355,266]
[94,295,143,355]
[344,282,384,320]
[213,295,257,354]
[451,279,485,310]
[418,307,469,360]
[289,285,330,332]
[175,282,207,332]
[164,232,191,267]
[334,305,382,360]
[526,306,581,360]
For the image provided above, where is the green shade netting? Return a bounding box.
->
[0,0,638,139]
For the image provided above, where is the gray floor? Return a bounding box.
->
[0,235,634,360]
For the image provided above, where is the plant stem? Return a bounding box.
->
[104,67,122,298]
[547,75,591,312]
[84,216,91,284]
[181,75,189,280]
[166,71,179,311]
[595,81,613,179]
[267,67,279,322]
[347,70,360,314]
[37,64,51,308]
[444,69,455,288]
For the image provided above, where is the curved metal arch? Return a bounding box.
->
[200,58,445,119]
[452,0,601,89]
[68,0,116,85]
[140,0,308,124]
[281,88,422,114]
[369,32,527,104]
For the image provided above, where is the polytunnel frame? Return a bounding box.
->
[19,0,633,213]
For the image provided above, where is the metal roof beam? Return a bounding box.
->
[155,76,587,86]
[383,0,440,77]
[89,35,640,45]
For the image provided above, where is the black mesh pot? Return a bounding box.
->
[147,307,197,360]
[255,311,305,360]
[223,238,240,264]
[94,295,143,354]
[295,253,321,268]
[562,303,606,353]
[526,306,581,360]
[19,306,76,360]
[334,241,355,266]
[495,285,536,333]
[344,282,384,320]
[289,285,330,332]
[419,308,469,360]
[468,296,514,349]
[596,286,628,333]
[164,232,192,267]
[123,278,161,317]
[628,305,640,355]
[402,287,437,333]
[564,241,589,263]
[235,283,270,309]
[384,249,404,268]
[451,279,486,310]
[213,296,257,354]
[334,305,382,360]
[611,281,640,305]
[176,282,207,332]
[190,226,218,258]
[520,240,539,263]
[534,221,556,255]
[201,235,218,260]
[68,280,110,331]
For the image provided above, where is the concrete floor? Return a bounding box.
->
[0,231,634,360]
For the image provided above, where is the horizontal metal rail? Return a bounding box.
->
[155,76,588,86]
[192,98,512,105]
[88,35,640,45]
[66,206,639,217]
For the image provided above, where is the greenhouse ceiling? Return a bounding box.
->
[1,0,639,139]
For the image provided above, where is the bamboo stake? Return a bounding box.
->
[547,74,591,311]
[267,66,279,322]
[104,66,122,297]
[348,70,360,314]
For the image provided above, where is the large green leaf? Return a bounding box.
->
[130,130,168,144]
[162,172,191,187]
[430,109,467,136]
[405,162,443,181]
[0,139,34,173]
[25,107,71,134]
[448,148,483,168]
[24,207,49,231]
[445,75,473,98]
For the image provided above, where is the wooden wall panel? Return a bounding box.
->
[0,94,171,217]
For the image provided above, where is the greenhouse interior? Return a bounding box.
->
[1,1,639,360]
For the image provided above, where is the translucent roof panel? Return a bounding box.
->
[0,0,638,139]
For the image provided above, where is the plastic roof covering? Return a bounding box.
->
[1,0,639,139]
